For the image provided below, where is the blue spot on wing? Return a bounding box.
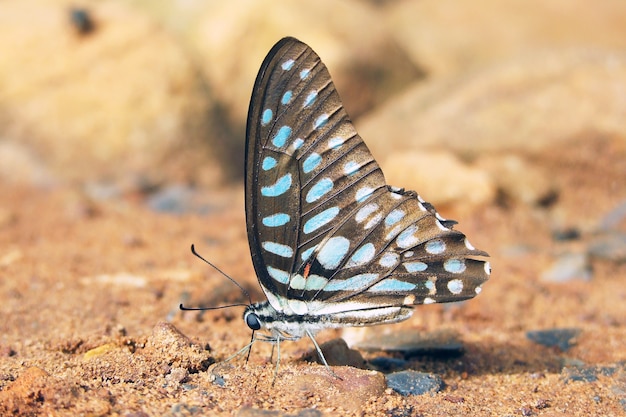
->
[272,126,292,147]
[328,136,345,150]
[404,262,428,272]
[303,207,339,234]
[346,243,375,267]
[303,91,317,108]
[314,114,328,129]
[385,209,405,226]
[324,273,380,292]
[282,59,295,71]
[261,173,292,197]
[301,246,316,261]
[317,236,350,270]
[267,266,290,284]
[262,241,294,258]
[262,109,273,125]
[302,153,322,173]
[355,187,374,202]
[369,279,416,292]
[262,156,277,171]
[306,178,333,203]
[344,161,360,176]
[262,213,290,227]
[281,91,293,105]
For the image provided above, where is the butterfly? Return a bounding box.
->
[188,37,490,377]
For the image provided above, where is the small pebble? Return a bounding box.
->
[540,253,591,282]
[302,338,365,368]
[588,232,626,263]
[385,371,444,396]
[526,328,581,352]
[562,364,619,383]
[69,7,95,35]
[165,367,189,384]
[552,228,581,241]
[236,408,323,417]
[146,185,194,214]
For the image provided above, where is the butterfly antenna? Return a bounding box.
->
[179,244,253,311]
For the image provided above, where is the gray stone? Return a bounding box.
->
[526,328,581,352]
[386,371,444,396]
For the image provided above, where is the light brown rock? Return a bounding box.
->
[0,0,214,183]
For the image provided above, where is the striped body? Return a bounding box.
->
[244,301,413,341]
[243,37,490,359]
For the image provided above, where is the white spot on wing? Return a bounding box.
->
[379,252,400,268]
[288,299,308,315]
[444,259,466,274]
[425,239,446,255]
[396,225,419,249]
[355,203,378,223]
[447,279,464,294]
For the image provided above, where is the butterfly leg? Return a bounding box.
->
[269,343,275,363]
[271,334,281,386]
[210,336,257,381]
[305,330,343,381]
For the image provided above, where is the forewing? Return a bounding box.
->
[246,37,387,311]
[246,37,490,315]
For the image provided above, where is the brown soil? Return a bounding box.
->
[1,134,625,416]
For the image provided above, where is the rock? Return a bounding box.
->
[588,232,626,263]
[84,343,117,360]
[386,371,444,396]
[359,50,626,160]
[301,338,366,369]
[165,367,189,385]
[0,367,86,416]
[540,253,592,282]
[382,150,494,208]
[478,154,555,206]
[144,322,214,373]
[0,141,56,187]
[273,366,386,413]
[236,408,323,417]
[386,0,626,78]
[0,1,214,184]
[526,328,581,352]
[562,363,622,383]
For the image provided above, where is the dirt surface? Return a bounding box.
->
[2,1,626,415]
[1,134,625,416]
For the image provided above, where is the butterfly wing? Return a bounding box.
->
[246,37,490,315]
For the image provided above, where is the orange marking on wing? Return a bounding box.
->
[303,263,312,279]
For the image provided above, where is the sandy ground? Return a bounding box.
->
[1,133,625,416]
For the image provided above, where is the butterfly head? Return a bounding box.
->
[243,306,262,331]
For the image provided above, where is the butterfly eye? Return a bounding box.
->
[245,312,262,331]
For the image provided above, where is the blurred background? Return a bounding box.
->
[2,0,625,213]
[1,2,626,414]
